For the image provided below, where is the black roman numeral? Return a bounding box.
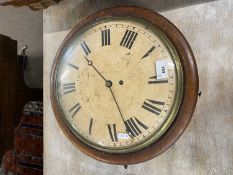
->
[80,41,91,55]
[107,124,118,142]
[63,83,75,95]
[101,29,111,46]
[69,102,81,118]
[89,118,93,135]
[120,30,138,49]
[125,117,148,137]
[142,46,155,59]
[67,63,79,70]
[148,76,168,84]
[142,99,165,116]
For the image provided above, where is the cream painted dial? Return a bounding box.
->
[55,18,183,153]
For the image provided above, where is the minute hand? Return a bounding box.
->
[108,87,133,138]
[109,87,125,123]
[84,56,131,137]
[84,56,124,122]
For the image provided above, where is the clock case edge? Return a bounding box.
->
[50,6,199,165]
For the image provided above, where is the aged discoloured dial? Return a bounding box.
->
[54,18,183,153]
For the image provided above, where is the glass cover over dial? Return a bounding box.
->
[55,18,183,153]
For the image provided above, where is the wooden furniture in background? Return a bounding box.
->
[0,34,42,158]
[2,101,43,175]
[0,0,61,10]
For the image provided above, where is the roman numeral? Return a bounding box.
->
[80,41,91,55]
[67,63,79,70]
[120,30,138,49]
[63,83,75,95]
[148,76,168,84]
[69,102,81,118]
[125,117,148,137]
[107,124,118,142]
[89,118,93,135]
[142,99,165,116]
[101,29,110,46]
[142,46,155,59]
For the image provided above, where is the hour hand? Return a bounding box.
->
[84,56,93,66]
[83,56,107,82]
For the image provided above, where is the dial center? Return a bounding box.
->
[105,80,113,88]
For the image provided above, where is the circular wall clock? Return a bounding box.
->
[50,6,198,165]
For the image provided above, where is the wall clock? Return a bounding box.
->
[50,6,199,165]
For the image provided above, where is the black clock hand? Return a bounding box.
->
[108,86,133,139]
[84,56,107,82]
[84,56,132,138]
[108,87,125,123]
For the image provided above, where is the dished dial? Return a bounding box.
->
[55,18,183,153]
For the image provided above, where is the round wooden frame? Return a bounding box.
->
[50,6,199,165]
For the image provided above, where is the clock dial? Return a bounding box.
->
[54,18,183,153]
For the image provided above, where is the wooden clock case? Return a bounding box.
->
[50,6,199,165]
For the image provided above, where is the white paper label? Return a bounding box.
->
[155,60,168,79]
[117,133,130,140]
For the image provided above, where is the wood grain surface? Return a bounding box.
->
[43,0,233,174]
